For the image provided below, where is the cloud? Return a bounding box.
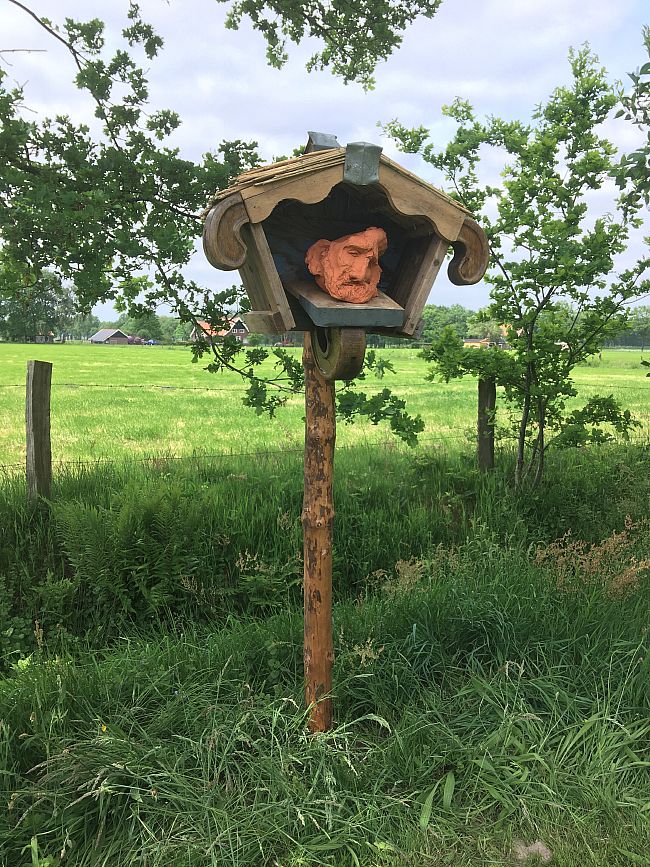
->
[2,0,648,317]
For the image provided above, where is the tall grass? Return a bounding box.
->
[1,443,649,660]
[1,544,648,865]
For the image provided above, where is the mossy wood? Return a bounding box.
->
[203,142,488,337]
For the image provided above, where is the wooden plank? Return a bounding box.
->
[285,280,404,329]
[242,311,287,335]
[478,378,496,471]
[25,360,52,503]
[238,222,295,331]
[380,155,471,214]
[378,164,465,242]
[242,165,344,223]
[392,235,448,336]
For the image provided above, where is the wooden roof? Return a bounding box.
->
[204,148,473,244]
[202,142,489,336]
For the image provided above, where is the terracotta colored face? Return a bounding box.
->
[305,227,388,303]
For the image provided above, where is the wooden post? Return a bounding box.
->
[302,332,335,732]
[26,360,52,502]
[477,378,496,471]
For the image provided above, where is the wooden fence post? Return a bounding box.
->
[302,333,335,733]
[26,360,52,502]
[477,377,496,471]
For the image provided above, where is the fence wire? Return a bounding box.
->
[0,434,476,472]
[2,374,647,472]
[2,429,648,474]
[0,381,648,391]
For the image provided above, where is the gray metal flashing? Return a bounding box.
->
[304,131,341,153]
[343,142,382,186]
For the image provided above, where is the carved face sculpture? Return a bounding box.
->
[305,227,388,304]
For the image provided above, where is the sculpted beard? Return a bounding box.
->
[305,227,388,303]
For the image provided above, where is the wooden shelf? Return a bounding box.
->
[284,280,404,329]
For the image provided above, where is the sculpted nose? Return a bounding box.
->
[351,255,371,281]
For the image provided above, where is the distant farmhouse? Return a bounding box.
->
[463,337,493,348]
[89,328,129,345]
[463,324,510,350]
[190,317,249,344]
[463,336,510,349]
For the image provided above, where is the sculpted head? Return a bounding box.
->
[305,227,388,304]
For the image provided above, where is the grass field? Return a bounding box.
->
[0,343,648,466]
[1,342,649,865]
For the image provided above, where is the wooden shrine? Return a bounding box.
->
[203,135,488,349]
[202,134,489,733]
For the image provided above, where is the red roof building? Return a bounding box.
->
[190,317,249,343]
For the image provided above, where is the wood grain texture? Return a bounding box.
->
[238,222,295,332]
[377,164,465,242]
[241,311,287,334]
[25,360,52,503]
[242,165,344,223]
[478,378,496,471]
[202,193,249,270]
[391,235,448,336]
[285,280,404,329]
[448,216,489,286]
[310,327,366,381]
[302,332,335,732]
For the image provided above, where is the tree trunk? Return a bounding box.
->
[302,332,335,733]
[514,389,531,490]
[532,402,546,488]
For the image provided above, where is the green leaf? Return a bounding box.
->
[442,770,456,810]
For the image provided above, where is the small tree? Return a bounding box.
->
[420,303,473,342]
[386,47,649,487]
[0,5,422,442]
[0,257,75,340]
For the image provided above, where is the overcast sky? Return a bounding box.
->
[2,0,648,319]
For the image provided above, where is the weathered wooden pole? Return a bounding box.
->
[302,332,335,733]
[26,360,53,502]
[477,377,496,471]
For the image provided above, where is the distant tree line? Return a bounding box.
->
[420,303,650,350]
[3,267,649,351]
[0,261,196,343]
[100,312,193,343]
[605,307,650,350]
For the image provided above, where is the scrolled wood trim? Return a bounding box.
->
[448,217,489,286]
[202,193,250,270]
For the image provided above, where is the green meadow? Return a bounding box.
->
[0,343,648,466]
[1,341,649,866]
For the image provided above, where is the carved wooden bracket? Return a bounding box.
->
[203,193,250,271]
[448,216,489,286]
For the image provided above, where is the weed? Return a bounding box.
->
[536,517,650,596]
